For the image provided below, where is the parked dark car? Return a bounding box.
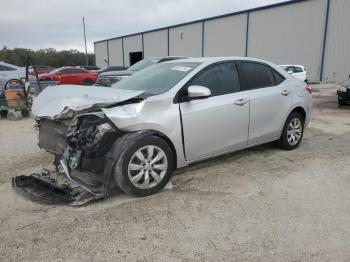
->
[95,57,186,87]
[94,66,127,75]
[337,78,350,105]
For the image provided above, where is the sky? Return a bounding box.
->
[0,0,289,53]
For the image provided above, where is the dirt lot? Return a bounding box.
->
[0,84,349,261]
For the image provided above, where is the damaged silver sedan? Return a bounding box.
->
[13,57,312,205]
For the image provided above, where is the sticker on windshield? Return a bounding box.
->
[171,66,192,72]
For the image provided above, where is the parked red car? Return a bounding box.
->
[39,67,97,85]
[28,65,55,76]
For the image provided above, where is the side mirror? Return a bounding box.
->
[287,70,294,74]
[187,85,211,100]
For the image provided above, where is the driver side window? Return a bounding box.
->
[190,62,240,96]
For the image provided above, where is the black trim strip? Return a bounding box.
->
[141,33,145,58]
[201,21,205,57]
[320,0,331,82]
[106,40,110,66]
[178,105,187,160]
[245,12,250,57]
[121,37,125,67]
[167,28,170,56]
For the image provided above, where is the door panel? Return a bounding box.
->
[59,74,71,84]
[180,93,249,161]
[247,84,293,145]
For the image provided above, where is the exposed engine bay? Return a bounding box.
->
[13,112,123,206]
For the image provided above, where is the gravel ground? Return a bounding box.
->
[0,84,349,261]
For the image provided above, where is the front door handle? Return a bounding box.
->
[281,90,290,96]
[234,98,249,106]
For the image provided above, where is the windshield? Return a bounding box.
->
[112,62,200,96]
[128,58,160,72]
[49,68,62,74]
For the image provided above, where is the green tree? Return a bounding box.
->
[0,46,95,68]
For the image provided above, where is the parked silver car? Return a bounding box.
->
[15,57,312,204]
[0,61,25,97]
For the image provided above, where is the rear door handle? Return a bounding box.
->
[281,90,290,96]
[234,98,249,106]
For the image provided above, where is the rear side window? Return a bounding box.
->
[190,62,240,96]
[60,69,71,74]
[237,62,280,90]
[69,69,86,74]
[294,67,303,73]
[0,65,16,71]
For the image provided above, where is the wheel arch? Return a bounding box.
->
[151,130,178,169]
[124,130,178,170]
[290,106,306,122]
[278,104,308,137]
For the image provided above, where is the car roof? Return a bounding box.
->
[280,64,305,68]
[0,61,21,69]
[165,56,277,65]
[58,66,87,70]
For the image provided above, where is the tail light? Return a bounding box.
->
[305,84,312,94]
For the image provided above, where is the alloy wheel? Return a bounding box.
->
[287,118,302,146]
[127,145,168,189]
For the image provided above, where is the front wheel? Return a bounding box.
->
[83,79,93,86]
[278,112,304,150]
[113,134,174,196]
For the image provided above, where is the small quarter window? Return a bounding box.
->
[272,70,285,85]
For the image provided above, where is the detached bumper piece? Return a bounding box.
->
[12,169,105,206]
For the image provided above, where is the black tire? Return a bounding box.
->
[113,133,174,196]
[277,112,304,150]
[21,110,30,117]
[338,96,346,106]
[83,79,93,86]
[0,110,8,118]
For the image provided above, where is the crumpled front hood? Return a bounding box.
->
[32,85,144,119]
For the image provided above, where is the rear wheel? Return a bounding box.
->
[83,79,93,86]
[113,135,174,196]
[21,110,30,117]
[338,96,346,106]
[0,110,8,118]
[278,112,304,150]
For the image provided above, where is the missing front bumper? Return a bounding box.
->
[12,170,105,206]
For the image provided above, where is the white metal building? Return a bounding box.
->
[94,0,350,82]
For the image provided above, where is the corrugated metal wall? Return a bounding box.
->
[94,0,350,82]
[108,39,123,66]
[144,30,168,57]
[204,14,247,57]
[248,0,326,82]
[323,0,350,82]
[123,35,143,67]
[94,41,108,68]
[169,23,202,57]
